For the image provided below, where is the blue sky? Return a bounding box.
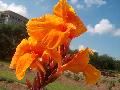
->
[0,0,120,59]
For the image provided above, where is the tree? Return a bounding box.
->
[0,24,28,60]
[90,52,120,71]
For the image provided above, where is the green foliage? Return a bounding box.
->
[45,81,87,90]
[69,49,120,72]
[90,52,120,71]
[0,24,28,60]
[0,70,25,84]
[68,49,78,54]
[0,87,8,90]
[90,53,115,70]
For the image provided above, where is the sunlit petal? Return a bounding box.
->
[16,53,37,80]
[41,29,70,49]
[63,48,93,73]
[10,39,30,69]
[26,14,63,41]
[54,0,87,38]
[84,64,101,84]
[54,0,75,19]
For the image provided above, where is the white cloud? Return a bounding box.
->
[87,19,114,35]
[87,24,94,34]
[70,0,106,10]
[87,19,120,37]
[70,0,78,4]
[84,0,106,7]
[0,0,27,17]
[113,29,120,37]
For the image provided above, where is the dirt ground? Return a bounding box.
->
[58,75,120,90]
[0,62,120,90]
[0,81,27,90]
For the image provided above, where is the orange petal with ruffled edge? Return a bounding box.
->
[10,39,30,69]
[53,0,87,38]
[84,64,101,84]
[26,14,64,41]
[41,29,70,49]
[10,37,39,69]
[16,53,37,80]
[63,48,93,73]
[54,0,75,19]
[62,48,100,84]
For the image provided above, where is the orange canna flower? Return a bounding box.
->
[26,0,87,49]
[10,0,101,89]
[10,37,46,80]
[62,48,101,84]
[54,0,87,38]
[63,48,93,73]
[84,64,101,84]
[10,37,63,80]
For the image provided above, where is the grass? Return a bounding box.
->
[46,81,88,90]
[0,60,88,90]
[0,70,26,84]
[0,60,33,84]
[0,70,88,90]
[0,87,8,90]
[0,60,9,66]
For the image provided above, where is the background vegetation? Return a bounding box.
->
[0,24,120,71]
[0,24,28,60]
[68,49,120,72]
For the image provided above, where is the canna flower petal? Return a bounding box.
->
[26,14,64,41]
[41,29,70,49]
[16,53,37,80]
[10,37,44,69]
[54,0,87,38]
[63,48,93,73]
[27,0,87,49]
[10,39,30,69]
[54,0,75,19]
[84,64,101,84]
[62,48,100,84]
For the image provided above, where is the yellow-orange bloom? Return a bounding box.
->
[62,48,101,84]
[26,0,87,49]
[54,0,87,38]
[10,37,62,80]
[10,38,45,80]
[10,0,101,86]
[16,53,37,80]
